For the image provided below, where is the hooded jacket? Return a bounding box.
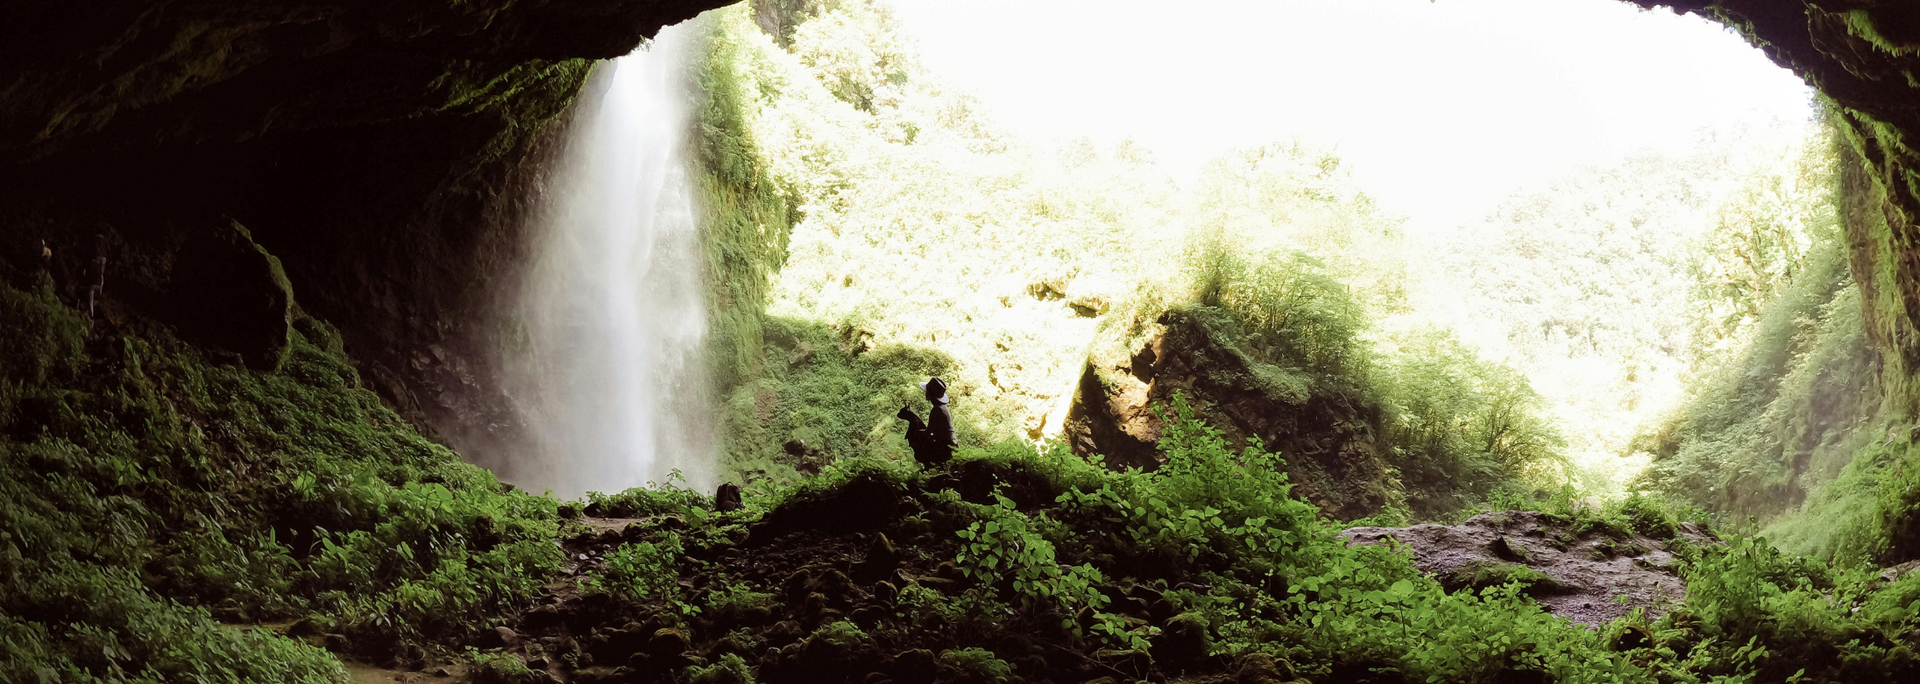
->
[922,378,957,449]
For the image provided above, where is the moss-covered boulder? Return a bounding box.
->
[1064,308,1394,519]
[169,220,293,370]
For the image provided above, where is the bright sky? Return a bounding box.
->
[890,0,1817,230]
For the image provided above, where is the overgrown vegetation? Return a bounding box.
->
[699,0,1566,518]
[12,0,1920,682]
[697,0,1185,485]
[0,273,563,681]
[461,399,1920,684]
[1630,118,1901,563]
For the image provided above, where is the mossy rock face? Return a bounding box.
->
[1064,308,1394,519]
[169,220,292,370]
[1441,559,1562,595]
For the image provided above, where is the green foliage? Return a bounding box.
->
[1187,142,1411,315]
[1442,560,1559,593]
[1055,395,1323,577]
[0,276,560,679]
[1687,131,1837,360]
[1663,537,1920,681]
[467,649,542,684]
[1176,228,1565,514]
[697,15,797,391]
[1187,248,1368,397]
[687,652,756,684]
[0,272,84,388]
[720,316,957,483]
[889,583,1011,646]
[953,492,1111,635]
[1638,145,1879,542]
[583,482,711,518]
[584,534,687,605]
[937,647,1013,684]
[1439,121,1835,491]
[698,1,1184,485]
[1375,328,1567,510]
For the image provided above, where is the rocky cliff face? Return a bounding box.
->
[1063,310,1395,519]
[0,0,727,474]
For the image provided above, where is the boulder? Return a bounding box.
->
[1063,309,1394,518]
[169,220,293,370]
[1344,510,1718,624]
[1151,612,1210,671]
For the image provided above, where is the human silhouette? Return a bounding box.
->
[714,482,744,512]
[87,234,108,316]
[897,377,956,468]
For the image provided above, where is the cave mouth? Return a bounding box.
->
[841,0,1831,500]
[10,0,1920,680]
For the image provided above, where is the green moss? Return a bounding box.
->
[697,19,798,393]
[937,647,1013,684]
[0,274,563,678]
[1844,10,1920,57]
[1442,560,1559,594]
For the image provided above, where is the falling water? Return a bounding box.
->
[500,21,714,498]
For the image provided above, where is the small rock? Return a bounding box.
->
[1235,652,1293,684]
[1491,535,1530,563]
[890,649,937,683]
[494,626,519,647]
[716,482,745,512]
[523,603,564,631]
[648,627,691,659]
[1152,612,1210,670]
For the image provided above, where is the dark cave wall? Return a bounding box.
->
[0,0,729,476]
[0,1,724,162]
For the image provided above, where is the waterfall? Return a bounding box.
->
[500,21,714,499]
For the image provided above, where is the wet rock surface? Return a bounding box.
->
[1344,510,1718,624]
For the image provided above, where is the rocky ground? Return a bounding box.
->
[324,465,1318,684]
[333,489,1718,684]
[1343,510,1718,625]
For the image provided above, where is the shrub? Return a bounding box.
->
[938,647,1013,684]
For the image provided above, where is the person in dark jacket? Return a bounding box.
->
[714,482,744,513]
[898,377,956,468]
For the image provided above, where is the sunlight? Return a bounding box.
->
[889,0,1825,494]
[891,0,1816,230]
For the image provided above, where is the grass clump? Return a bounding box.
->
[1442,560,1561,594]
